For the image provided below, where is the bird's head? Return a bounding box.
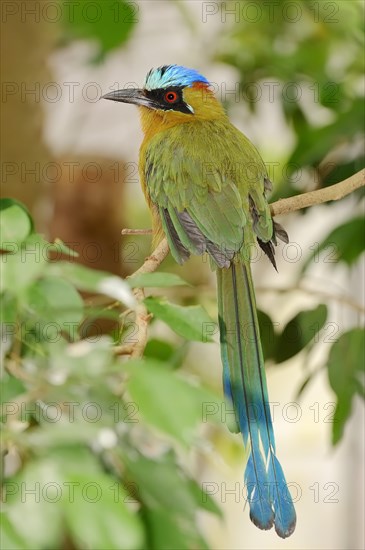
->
[102,65,225,133]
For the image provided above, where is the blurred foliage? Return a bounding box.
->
[216,0,364,196]
[1,199,222,549]
[60,0,138,61]
[144,297,214,342]
[327,328,364,445]
[302,216,365,269]
[259,304,328,364]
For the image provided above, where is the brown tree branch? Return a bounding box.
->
[270,169,364,216]
[117,170,364,357]
[115,239,169,357]
[131,239,171,276]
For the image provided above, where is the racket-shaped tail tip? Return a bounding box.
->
[275,514,297,539]
[249,508,274,531]
[245,458,275,531]
[270,455,297,538]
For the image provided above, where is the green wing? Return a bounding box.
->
[144,121,274,266]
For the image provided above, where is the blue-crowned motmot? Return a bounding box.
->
[102,65,296,538]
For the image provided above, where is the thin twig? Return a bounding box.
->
[128,241,170,357]
[115,240,170,357]
[114,343,137,356]
[121,228,153,235]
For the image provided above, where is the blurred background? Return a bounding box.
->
[1,1,364,549]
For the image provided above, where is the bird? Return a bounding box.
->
[102,65,296,538]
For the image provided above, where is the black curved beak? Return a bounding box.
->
[101,88,156,109]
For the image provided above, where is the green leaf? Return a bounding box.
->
[1,293,18,324]
[327,328,365,445]
[188,478,222,517]
[4,449,144,550]
[61,0,137,59]
[289,98,365,169]
[25,276,84,336]
[274,305,327,363]
[63,473,144,550]
[4,460,64,549]
[125,451,197,518]
[126,359,220,446]
[0,513,33,550]
[257,309,277,361]
[1,374,26,411]
[322,157,365,190]
[128,272,189,288]
[303,217,365,270]
[295,371,316,400]
[144,338,175,360]
[45,261,135,307]
[23,418,110,449]
[143,508,203,550]
[0,199,32,250]
[144,297,214,342]
[144,339,187,369]
[48,238,79,258]
[0,242,47,293]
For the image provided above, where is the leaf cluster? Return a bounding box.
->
[1,199,221,549]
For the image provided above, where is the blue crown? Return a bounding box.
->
[144,65,209,90]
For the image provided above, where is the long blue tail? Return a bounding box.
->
[217,260,296,538]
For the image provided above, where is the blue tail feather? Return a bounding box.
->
[245,453,274,530]
[217,261,296,538]
[269,455,297,538]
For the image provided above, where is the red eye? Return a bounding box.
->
[164,91,178,103]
